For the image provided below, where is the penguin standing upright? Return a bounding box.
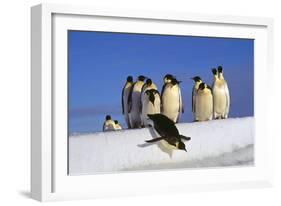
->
[191,76,202,121]
[122,76,134,128]
[128,75,146,128]
[145,114,191,151]
[141,89,161,126]
[195,83,213,121]
[212,66,230,119]
[103,115,115,131]
[161,77,184,123]
[140,78,158,125]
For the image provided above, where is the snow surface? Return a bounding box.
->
[69,117,254,175]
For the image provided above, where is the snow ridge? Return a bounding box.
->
[69,117,254,175]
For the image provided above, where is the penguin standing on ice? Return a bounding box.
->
[113,120,122,130]
[145,114,191,151]
[122,76,134,128]
[103,115,115,131]
[195,83,213,121]
[161,74,174,98]
[191,76,202,121]
[128,75,146,128]
[141,89,161,126]
[161,77,184,123]
[212,66,230,119]
[140,78,158,125]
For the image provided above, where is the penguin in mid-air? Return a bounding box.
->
[113,120,122,130]
[122,76,134,128]
[195,82,213,121]
[161,77,184,123]
[191,76,202,121]
[212,66,230,119]
[145,114,191,151]
[141,89,161,126]
[128,75,146,128]
[103,115,115,131]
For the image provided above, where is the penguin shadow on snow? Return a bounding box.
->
[137,126,175,158]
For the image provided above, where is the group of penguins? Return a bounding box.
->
[102,66,230,151]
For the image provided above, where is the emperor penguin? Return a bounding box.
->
[140,78,158,125]
[122,76,134,128]
[128,75,146,128]
[103,115,115,131]
[212,66,230,119]
[145,114,191,152]
[195,83,213,121]
[191,76,202,121]
[161,74,174,97]
[113,120,122,130]
[161,77,184,123]
[141,89,161,126]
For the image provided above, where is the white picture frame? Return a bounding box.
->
[31,3,274,202]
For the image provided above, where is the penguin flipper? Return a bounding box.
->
[179,135,191,141]
[121,85,125,114]
[127,83,135,113]
[145,136,166,143]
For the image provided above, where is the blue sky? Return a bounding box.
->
[68,31,254,134]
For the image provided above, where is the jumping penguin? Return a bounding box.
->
[103,115,115,131]
[212,66,230,119]
[145,114,191,151]
[195,82,213,121]
[128,75,146,128]
[161,77,184,123]
[141,89,161,126]
[113,120,122,130]
[122,76,134,128]
[191,76,202,121]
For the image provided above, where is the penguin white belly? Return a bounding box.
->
[162,86,180,122]
[129,82,144,128]
[213,86,227,118]
[142,96,161,126]
[195,92,213,121]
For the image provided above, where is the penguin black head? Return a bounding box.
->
[114,120,119,124]
[199,82,206,90]
[212,68,217,75]
[178,141,187,152]
[126,76,133,83]
[146,78,152,86]
[105,115,111,120]
[138,75,146,81]
[164,74,173,80]
[218,66,223,73]
[171,77,181,85]
[191,76,201,82]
